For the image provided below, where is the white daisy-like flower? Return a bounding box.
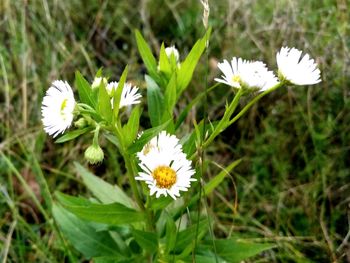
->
[106,81,142,108]
[136,131,196,199]
[276,47,321,85]
[41,80,76,137]
[165,46,180,62]
[215,57,278,91]
[91,77,108,89]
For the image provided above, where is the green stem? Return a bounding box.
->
[122,152,155,231]
[202,88,243,148]
[227,82,283,126]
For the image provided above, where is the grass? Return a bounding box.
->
[0,0,349,262]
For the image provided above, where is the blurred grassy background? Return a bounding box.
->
[0,0,349,262]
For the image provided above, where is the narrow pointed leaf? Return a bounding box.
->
[56,192,145,225]
[159,42,172,79]
[123,106,141,147]
[146,75,165,127]
[75,71,96,108]
[131,229,158,253]
[113,66,128,119]
[55,127,93,143]
[177,28,211,97]
[98,82,113,123]
[205,239,276,262]
[52,204,121,259]
[74,162,136,209]
[135,30,158,80]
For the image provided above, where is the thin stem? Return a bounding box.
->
[227,82,283,126]
[202,88,243,148]
[122,150,155,231]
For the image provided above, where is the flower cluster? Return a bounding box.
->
[41,44,321,200]
[136,131,196,199]
[215,46,321,91]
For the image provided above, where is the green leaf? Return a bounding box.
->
[164,216,177,254]
[163,73,177,118]
[74,162,136,209]
[75,71,97,108]
[127,120,171,154]
[174,220,208,255]
[150,195,172,211]
[146,75,165,127]
[56,192,145,225]
[113,66,129,119]
[131,229,158,253]
[205,239,276,263]
[135,30,159,82]
[95,67,103,78]
[122,106,141,147]
[55,127,93,143]
[98,81,113,123]
[158,42,172,79]
[177,28,211,97]
[52,204,121,259]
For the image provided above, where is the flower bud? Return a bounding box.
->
[84,144,104,164]
[91,77,108,89]
[74,118,88,128]
[165,46,179,62]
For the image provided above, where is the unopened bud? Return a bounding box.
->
[84,144,104,164]
[165,46,180,62]
[91,77,108,89]
[74,118,87,128]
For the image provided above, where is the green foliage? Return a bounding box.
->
[97,80,113,123]
[52,204,122,259]
[55,192,145,225]
[146,75,165,127]
[113,66,129,119]
[1,1,348,262]
[75,71,97,108]
[74,162,136,209]
[131,229,158,253]
[122,106,142,147]
[203,239,276,262]
[55,127,93,143]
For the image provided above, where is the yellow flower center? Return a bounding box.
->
[152,166,177,189]
[232,75,241,83]
[60,98,68,112]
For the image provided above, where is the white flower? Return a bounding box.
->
[136,131,196,199]
[215,57,278,91]
[41,80,76,137]
[106,81,142,108]
[276,47,321,85]
[91,77,107,89]
[165,46,180,62]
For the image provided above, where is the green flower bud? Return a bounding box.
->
[84,144,104,164]
[74,118,87,128]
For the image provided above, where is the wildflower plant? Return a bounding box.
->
[42,26,321,261]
